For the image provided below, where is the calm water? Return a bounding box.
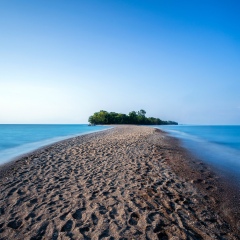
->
[155,125,240,177]
[0,124,110,165]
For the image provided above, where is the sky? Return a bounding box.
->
[0,0,240,124]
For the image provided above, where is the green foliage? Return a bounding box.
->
[88,110,178,125]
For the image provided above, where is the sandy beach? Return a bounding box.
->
[0,126,239,239]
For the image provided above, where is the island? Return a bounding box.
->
[88,109,178,125]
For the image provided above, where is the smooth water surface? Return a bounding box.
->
[155,125,240,177]
[0,124,110,165]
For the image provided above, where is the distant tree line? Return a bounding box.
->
[88,110,178,125]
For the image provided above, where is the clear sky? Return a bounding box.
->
[0,0,240,124]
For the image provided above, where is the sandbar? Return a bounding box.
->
[0,126,239,239]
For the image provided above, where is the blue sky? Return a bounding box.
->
[0,0,239,124]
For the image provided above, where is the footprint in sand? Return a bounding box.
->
[147,212,161,223]
[128,212,139,226]
[79,226,90,235]
[72,208,86,220]
[61,219,73,232]
[157,231,169,240]
[91,213,98,225]
[30,221,49,240]
[109,207,117,220]
[153,220,166,233]
[7,218,22,229]
[60,212,69,221]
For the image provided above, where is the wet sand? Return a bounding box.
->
[0,125,239,239]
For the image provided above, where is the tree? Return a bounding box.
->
[88,115,96,124]
[88,109,178,125]
[128,111,138,124]
[138,109,146,117]
[137,109,147,124]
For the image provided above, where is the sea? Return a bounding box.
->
[1,124,240,181]
[155,125,240,180]
[0,124,110,165]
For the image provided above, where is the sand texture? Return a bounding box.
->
[0,126,239,239]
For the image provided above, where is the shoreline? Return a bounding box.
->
[155,128,240,234]
[0,126,239,239]
[0,126,112,176]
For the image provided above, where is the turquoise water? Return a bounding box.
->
[0,124,110,165]
[155,125,240,176]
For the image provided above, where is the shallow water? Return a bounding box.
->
[155,125,240,177]
[0,124,110,165]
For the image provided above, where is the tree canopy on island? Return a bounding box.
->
[88,110,178,125]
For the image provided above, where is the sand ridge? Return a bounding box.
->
[0,126,238,239]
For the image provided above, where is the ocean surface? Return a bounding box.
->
[155,125,240,179]
[0,124,110,165]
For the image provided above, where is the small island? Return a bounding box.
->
[88,109,178,125]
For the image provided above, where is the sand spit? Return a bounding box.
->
[0,126,239,239]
